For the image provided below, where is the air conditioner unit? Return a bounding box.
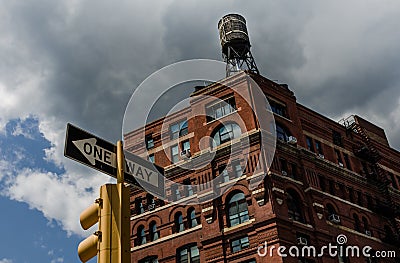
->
[297,237,308,246]
[180,149,191,157]
[328,214,341,224]
[365,230,372,236]
[288,136,297,144]
[318,154,325,159]
[148,204,155,211]
[282,171,288,176]
[338,162,344,167]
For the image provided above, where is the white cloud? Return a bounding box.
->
[0,259,13,263]
[4,166,110,236]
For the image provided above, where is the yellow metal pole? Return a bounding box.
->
[99,184,112,263]
[117,141,124,184]
[116,141,130,263]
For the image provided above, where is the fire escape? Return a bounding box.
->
[340,115,400,242]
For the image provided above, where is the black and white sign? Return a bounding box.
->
[64,123,165,196]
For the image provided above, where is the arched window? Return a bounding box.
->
[149,221,159,241]
[287,189,304,223]
[276,124,290,142]
[227,192,249,227]
[175,212,184,233]
[136,225,146,245]
[326,204,336,216]
[362,217,370,235]
[188,208,198,228]
[211,123,241,148]
[177,244,200,263]
[353,214,361,232]
[326,203,340,224]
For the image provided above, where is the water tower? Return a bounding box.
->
[218,14,259,77]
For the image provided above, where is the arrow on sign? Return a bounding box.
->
[72,138,116,167]
[65,123,165,196]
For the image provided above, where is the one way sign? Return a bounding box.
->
[64,123,165,196]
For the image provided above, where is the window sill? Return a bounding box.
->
[223,218,255,233]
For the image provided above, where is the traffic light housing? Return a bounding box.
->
[77,184,130,263]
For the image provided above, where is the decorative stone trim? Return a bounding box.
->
[272,187,285,194]
[252,187,265,206]
[201,202,214,223]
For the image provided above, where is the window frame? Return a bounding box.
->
[287,189,305,223]
[175,212,185,233]
[149,221,159,241]
[177,244,200,263]
[231,236,250,253]
[188,208,198,228]
[171,144,179,163]
[145,134,154,149]
[170,120,188,140]
[136,225,146,245]
[206,96,237,123]
[227,192,249,227]
[305,136,314,152]
[211,122,241,148]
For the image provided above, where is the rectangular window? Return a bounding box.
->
[290,163,298,180]
[178,246,199,263]
[232,160,243,178]
[219,165,229,183]
[306,136,314,152]
[147,194,155,211]
[269,99,288,118]
[338,183,346,199]
[145,134,154,149]
[332,130,343,147]
[231,236,249,253]
[328,180,335,195]
[280,158,288,176]
[319,175,326,192]
[183,178,194,196]
[315,141,323,156]
[181,140,190,155]
[206,96,236,122]
[135,197,144,214]
[171,184,181,201]
[357,191,363,206]
[343,153,351,170]
[139,256,158,263]
[170,120,188,140]
[335,150,343,167]
[171,144,179,163]
[148,154,155,163]
[348,187,355,203]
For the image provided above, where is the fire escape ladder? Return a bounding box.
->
[343,119,400,240]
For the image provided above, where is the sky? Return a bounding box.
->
[1,0,400,262]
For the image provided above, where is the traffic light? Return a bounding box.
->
[77,183,130,263]
[78,141,130,263]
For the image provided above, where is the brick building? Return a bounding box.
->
[124,71,400,263]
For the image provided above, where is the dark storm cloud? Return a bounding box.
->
[2,0,400,150]
[1,0,171,141]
